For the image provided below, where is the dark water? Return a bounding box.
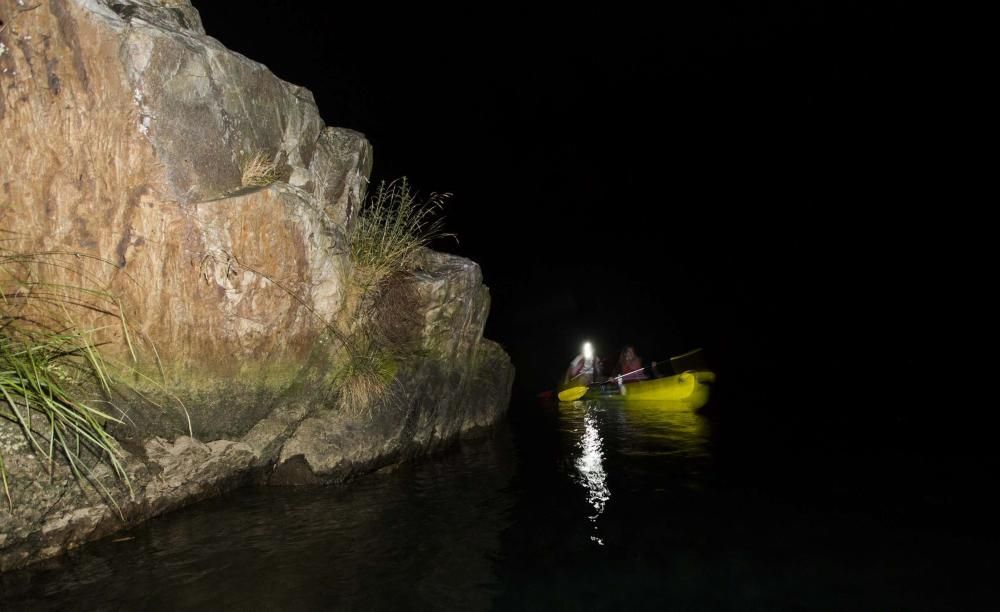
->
[2,397,997,610]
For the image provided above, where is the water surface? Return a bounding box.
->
[2,397,996,610]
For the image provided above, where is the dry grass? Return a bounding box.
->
[239,149,281,188]
[330,332,398,420]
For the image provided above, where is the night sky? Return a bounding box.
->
[197,3,942,408]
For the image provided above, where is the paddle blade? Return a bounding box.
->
[557,386,588,402]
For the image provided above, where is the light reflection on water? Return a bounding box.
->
[562,397,713,546]
[574,404,610,544]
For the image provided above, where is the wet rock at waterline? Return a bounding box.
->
[0,0,512,571]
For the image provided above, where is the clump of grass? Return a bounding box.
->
[330,333,398,420]
[347,177,452,290]
[0,327,130,510]
[0,249,136,511]
[330,178,453,417]
[239,149,281,188]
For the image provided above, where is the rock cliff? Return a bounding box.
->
[0,0,513,571]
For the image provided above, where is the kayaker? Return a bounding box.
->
[616,345,648,381]
[565,341,602,385]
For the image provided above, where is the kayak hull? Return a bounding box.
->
[571,370,715,405]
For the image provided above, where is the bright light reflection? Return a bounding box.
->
[575,406,610,545]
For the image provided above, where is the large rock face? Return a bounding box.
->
[0,0,513,572]
[269,252,516,484]
[2,0,373,436]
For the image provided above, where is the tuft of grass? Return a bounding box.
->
[347,177,452,291]
[330,177,453,418]
[330,333,398,420]
[0,249,150,512]
[0,327,130,511]
[239,149,281,188]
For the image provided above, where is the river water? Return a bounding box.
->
[1,397,996,610]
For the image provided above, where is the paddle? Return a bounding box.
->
[558,362,652,401]
[669,348,707,373]
[557,342,599,402]
[557,385,589,402]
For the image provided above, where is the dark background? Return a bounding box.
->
[197,3,949,411]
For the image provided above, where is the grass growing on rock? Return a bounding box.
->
[0,328,130,509]
[240,149,281,188]
[333,177,452,418]
[347,177,451,291]
[330,332,398,420]
[0,250,134,510]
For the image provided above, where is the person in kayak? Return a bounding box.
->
[564,341,602,385]
[616,345,649,382]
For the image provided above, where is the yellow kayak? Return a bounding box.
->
[558,370,716,403]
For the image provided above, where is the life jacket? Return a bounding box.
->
[618,356,647,381]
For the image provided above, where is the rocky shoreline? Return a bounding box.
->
[0,0,513,572]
